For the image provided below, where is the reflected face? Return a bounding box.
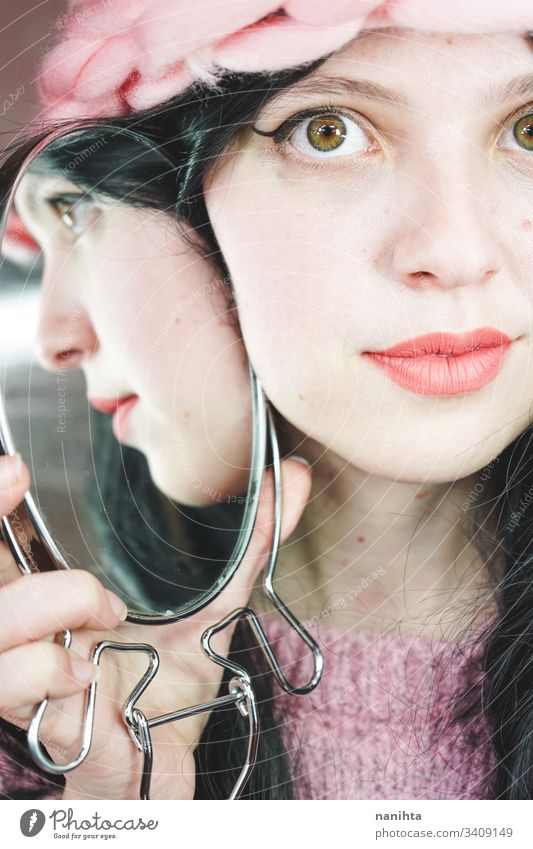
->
[205,29,533,483]
[15,171,252,505]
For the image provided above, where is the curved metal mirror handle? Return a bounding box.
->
[26,389,323,795]
[202,404,324,696]
[27,636,160,775]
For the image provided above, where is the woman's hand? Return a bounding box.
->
[0,452,311,799]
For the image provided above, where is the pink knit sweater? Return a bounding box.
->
[0,614,496,800]
[262,614,497,799]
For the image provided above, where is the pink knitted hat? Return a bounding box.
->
[40,1,533,121]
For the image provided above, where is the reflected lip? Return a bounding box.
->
[88,394,138,415]
[88,394,139,442]
[362,327,516,396]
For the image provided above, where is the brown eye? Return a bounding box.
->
[513,113,533,151]
[306,116,347,153]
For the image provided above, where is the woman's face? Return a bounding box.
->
[205,28,533,483]
[15,171,252,505]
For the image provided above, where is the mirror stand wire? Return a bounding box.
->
[26,383,323,800]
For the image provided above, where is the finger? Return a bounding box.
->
[203,456,312,618]
[0,640,99,725]
[0,569,128,652]
[0,541,20,587]
[0,455,32,587]
[0,453,30,516]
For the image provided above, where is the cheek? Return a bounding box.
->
[208,188,380,374]
[211,241,351,432]
[207,162,387,312]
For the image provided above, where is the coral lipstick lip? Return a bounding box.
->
[362,327,515,396]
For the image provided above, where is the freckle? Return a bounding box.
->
[446,36,454,45]
[184,411,191,420]
[298,393,305,401]
[521,218,532,232]
[357,535,365,543]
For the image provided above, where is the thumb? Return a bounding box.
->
[0,454,31,586]
[0,454,30,515]
[275,455,313,545]
[219,456,312,610]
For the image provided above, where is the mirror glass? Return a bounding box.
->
[0,127,256,621]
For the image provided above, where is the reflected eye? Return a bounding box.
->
[499,111,533,152]
[48,194,97,236]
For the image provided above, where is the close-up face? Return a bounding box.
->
[205,28,533,484]
[14,169,253,505]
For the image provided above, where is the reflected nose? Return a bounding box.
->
[35,301,98,372]
[390,163,503,291]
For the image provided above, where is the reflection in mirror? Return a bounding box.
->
[0,128,256,621]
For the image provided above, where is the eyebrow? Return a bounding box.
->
[484,72,533,106]
[264,71,533,111]
[267,74,409,109]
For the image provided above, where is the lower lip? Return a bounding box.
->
[112,396,139,442]
[362,343,513,396]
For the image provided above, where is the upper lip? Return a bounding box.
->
[88,393,138,414]
[366,327,513,358]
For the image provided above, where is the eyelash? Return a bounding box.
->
[253,102,373,170]
[253,100,533,169]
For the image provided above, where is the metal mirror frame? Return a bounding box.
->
[0,121,268,624]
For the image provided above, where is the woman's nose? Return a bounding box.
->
[390,160,503,291]
[35,300,98,372]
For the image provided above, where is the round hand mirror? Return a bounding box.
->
[0,124,266,625]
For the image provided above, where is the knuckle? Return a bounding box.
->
[41,643,72,687]
[67,569,105,613]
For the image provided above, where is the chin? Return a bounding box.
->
[144,453,209,507]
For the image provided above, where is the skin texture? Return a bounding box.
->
[14,172,253,506]
[204,27,533,638]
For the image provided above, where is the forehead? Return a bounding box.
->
[276,28,533,111]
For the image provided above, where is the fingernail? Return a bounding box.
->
[70,657,100,685]
[0,453,24,489]
[287,454,311,469]
[105,590,128,621]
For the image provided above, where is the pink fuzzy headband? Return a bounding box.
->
[39,0,533,121]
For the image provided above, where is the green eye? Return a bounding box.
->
[48,193,96,236]
[306,115,347,153]
[513,113,533,151]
